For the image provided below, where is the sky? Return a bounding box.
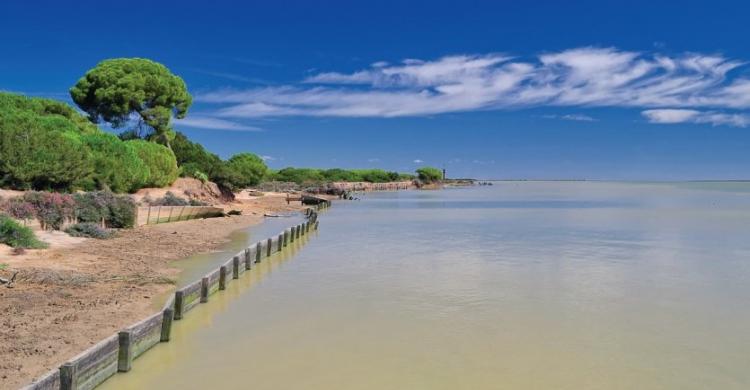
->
[2,0,750,180]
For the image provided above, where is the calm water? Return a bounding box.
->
[103,182,750,389]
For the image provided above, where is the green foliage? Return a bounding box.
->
[70,58,192,147]
[321,168,362,182]
[172,132,223,177]
[127,140,179,187]
[416,166,443,183]
[64,223,114,239]
[73,191,136,229]
[0,214,47,249]
[0,92,100,135]
[81,133,149,192]
[217,153,267,190]
[351,169,400,183]
[272,167,325,185]
[0,104,94,190]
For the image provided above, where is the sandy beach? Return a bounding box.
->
[0,192,312,389]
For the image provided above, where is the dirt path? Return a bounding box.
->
[0,193,310,389]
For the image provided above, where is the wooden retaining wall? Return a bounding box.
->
[21,203,327,390]
[135,206,224,226]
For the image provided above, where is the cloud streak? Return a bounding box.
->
[195,47,750,126]
[642,109,750,127]
[174,116,263,131]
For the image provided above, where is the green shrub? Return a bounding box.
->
[126,140,179,187]
[0,214,47,248]
[81,133,149,192]
[64,223,114,239]
[219,153,267,190]
[179,162,209,182]
[321,169,363,182]
[272,167,325,185]
[172,132,223,178]
[150,191,189,206]
[73,191,136,228]
[416,166,443,183]
[0,121,94,190]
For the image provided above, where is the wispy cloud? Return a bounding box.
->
[367,158,381,162]
[195,47,750,126]
[188,68,272,84]
[642,109,750,127]
[174,116,263,131]
[543,113,598,122]
[413,159,424,164]
[260,155,276,161]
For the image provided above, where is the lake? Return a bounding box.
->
[102,182,750,389]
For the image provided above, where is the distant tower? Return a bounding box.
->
[442,168,446,180]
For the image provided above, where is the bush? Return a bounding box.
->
[21,192,76,230]
[0,214,47,248]
[172,132,223,178]
[81,133,149,192]
[4,197,35,221]
[272,167,325,185]
[150,191,189,206]
[127,140,179,187]
[416,166,443,183]
[73,191,136,228]
[217,153,267,190]
[64,222,114,239]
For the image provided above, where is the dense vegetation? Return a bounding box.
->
[416,167,443,183]
[269,168,414,185]
[0,91,179,192]
[2,191,136,229]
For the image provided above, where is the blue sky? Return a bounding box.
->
[2,0,750,180]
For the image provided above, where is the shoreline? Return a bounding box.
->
[0,193,317,389]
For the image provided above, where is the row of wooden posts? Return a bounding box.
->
[21,204,327,390]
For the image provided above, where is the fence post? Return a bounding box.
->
[283,230,289,247]
[219,265,228,290]
[118,331,133,372]
[255,242,262,263]
[244,248,253,270]
[296,225,301,239]
[267,238,273,257]
[278,234,284,251]
[60,363,77,390]
[174,291,185,320]
[232,256,240,279]
[290,227,295,243]
[161,307,174,341]
[201,277,209,303]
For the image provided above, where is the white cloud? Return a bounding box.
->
[174,116,262,131]
[543,114,598,122]
[642,109,750,127]
[260,155,276,161]
[195,47,750,126]
[413,159,424,164]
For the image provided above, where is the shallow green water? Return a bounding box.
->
[103,182,750,389]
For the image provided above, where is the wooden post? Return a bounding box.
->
[301,222,306,236]
[200,277,209,303]
[296,225,301,239]
[283,230,289,246]
[267,238,272,257]
[219,265,228,290]
[255,242,262,263]
[118,331,133,372]
[244,248,253,270]
[60,363,77,390]
[161,307,173,341]
[174,291,185,320]
[232,256,240,279]
[290,227,295,243]
[278,234,284,251]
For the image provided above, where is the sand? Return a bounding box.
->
[0,192,312,389]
